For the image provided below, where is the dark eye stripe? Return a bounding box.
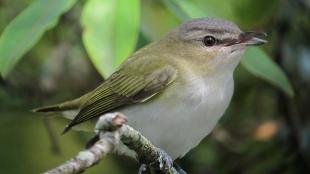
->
[195,37,238,46]
[217,38,238,46]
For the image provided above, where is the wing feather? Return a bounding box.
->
[62,65,177,133]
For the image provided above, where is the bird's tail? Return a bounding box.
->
[32,104,69,112]
[32,93,92,134]
[32,97,84,113]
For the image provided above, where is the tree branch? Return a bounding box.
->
[43,113,179,174]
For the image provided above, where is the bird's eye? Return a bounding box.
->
[203,36,217,46]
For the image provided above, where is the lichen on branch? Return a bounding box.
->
[43,112,179,174]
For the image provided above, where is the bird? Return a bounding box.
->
[33,17,267,169]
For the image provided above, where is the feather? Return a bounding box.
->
[63,65,177,133]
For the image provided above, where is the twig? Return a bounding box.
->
[120,120,178,174]
[43,113,178,174]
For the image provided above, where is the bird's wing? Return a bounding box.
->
[63,65,177,133]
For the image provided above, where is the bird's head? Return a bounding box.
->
[163,18,267,75]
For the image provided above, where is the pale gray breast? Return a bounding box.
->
[117,71,234,159]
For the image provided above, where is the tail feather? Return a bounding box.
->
[32,104,64,112]
[32,96,87,113]
[33,93,92,134]
[33,101,80,134]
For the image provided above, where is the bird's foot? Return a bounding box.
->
[173,163,187,174]
[85,135,100,149]
[138,148,177,174]
[138,164,149,174]
[153,148,174,173]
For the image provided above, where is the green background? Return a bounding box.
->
[0,0,309,173]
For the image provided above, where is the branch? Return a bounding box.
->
[43,113,179,174]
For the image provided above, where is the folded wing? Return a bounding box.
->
[63,65,177,133]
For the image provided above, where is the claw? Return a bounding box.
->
[138,164,148,174]
[139,148,176,173]
[85,135,99,149]
[173,163,187,174]
[156,148,174,173]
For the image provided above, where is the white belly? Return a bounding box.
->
[118,75,234,159]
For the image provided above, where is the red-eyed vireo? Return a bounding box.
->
[34,18,267,161]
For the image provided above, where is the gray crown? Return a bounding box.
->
[180,18,241,34]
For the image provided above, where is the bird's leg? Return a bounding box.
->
[139,148,174,174]
[85,135,100,149]
[151,148,174,173]
[173,163,187,174]
[138,164,150,174]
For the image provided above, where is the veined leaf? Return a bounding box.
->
[241,48,294,97]
[0,0,77,78]
[164,0,294,97]
[81,0,140,77]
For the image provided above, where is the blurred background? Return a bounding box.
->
[0,0,309,173]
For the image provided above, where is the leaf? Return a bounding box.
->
[163,0,212,20]
[165,0,294,97]
[241,48,294,97]
[0,0,77,78]
[81,0,140,77]
[141,0,181,41]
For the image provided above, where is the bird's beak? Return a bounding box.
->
[238,31,268,46]
[225,31,267,47]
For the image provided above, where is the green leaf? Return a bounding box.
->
[241,48,294,97]
[165,0,294,97]
[163,0,212,19]
[0,0,77,78]
[141,0,181,41]
[81,0,140,77]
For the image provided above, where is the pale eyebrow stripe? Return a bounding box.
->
[181,26,240,45]
[186,26,235,34]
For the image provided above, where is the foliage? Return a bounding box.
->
[164,0,294,97]
[1,0,309,174]
[81,0,140,77]
[0,0,77,77]
[0,0,294,96]
[242,48,294,97]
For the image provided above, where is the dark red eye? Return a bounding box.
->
[203,36,216,46]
